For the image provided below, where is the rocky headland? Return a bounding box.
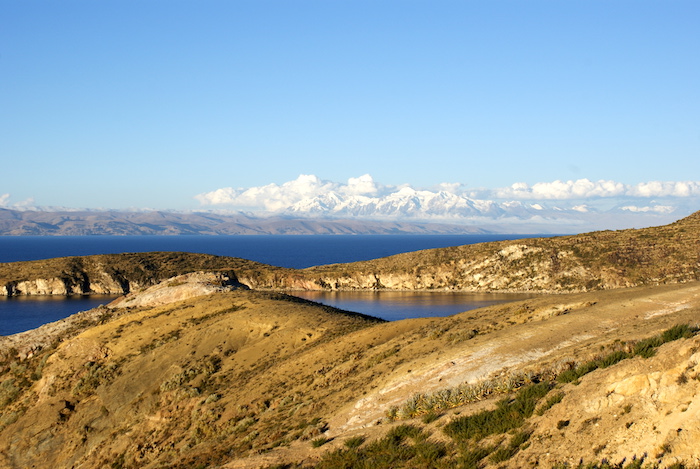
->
[2,211,699,297]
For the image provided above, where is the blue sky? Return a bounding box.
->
[1,1,698,217]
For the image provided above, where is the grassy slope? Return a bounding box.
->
[2,280,700,468]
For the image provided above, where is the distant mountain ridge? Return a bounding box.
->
[0,208,488,235]
[0,205,690,235]
[2,211,699,297]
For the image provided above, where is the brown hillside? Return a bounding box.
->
[2,272,700,468]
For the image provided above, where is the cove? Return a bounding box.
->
[291,291,539,321]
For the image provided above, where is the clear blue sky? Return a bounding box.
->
[1,0,698,210]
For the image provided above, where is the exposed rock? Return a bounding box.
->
[515,336,700,467]
[107,271,248,309]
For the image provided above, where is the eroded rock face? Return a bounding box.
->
[514,336,700,468]
[2,275,130,297]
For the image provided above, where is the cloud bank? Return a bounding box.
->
[492,180,700,200]
[196,175,700,208]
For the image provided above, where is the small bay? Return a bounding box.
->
[0,234,543,334]
[293,291,539,321]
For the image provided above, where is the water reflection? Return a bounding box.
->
[291,291,539,321]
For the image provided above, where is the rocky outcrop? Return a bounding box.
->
[2,274,137,297]
[107,271,248,309]
[0,252,275,297]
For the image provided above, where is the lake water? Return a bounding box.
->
[293,291,539,321]
[0,234,542,334]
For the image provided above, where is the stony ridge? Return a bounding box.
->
[242,210,700,293]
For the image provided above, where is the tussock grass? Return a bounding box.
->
[390,324,698,421]
[443,382,551,442]
[310,424,448,469]
[387,371,540,420]
[346,324,700,469]
[553,455,690,468]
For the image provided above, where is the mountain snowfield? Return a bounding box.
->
[194,174,700,231]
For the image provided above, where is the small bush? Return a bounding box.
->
[634,323,697,358]
[344,435,365,449]
[457,445,493,469]
[311,436,331,448]
[537,391,564,415]
[421,411,441,424]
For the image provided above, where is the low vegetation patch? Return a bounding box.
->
[558,323,698,383]
[311,424,448,469]
[289,324,699,469]
[443,382,551,441]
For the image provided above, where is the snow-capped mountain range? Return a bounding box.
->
[194,174,700,231]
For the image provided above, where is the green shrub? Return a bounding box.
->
[457,445,493,469]
[443,382,551,442]
[344,435,365,449]
[633,323,697,358]
[311,436,331,448]
[421,411,441,424]
[537,391,564,415]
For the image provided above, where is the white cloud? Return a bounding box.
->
[194,187,238,205]
[195,174,348,211]
[433,182,465,194]
[342,174,380,196]
[628,181,700,198]
[0,194,37,210]
[494,179,626,200]
[492,179,700,200]
[620,205,675,213]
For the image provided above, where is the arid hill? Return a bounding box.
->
[1,272,700,468]
[2,211,699,297]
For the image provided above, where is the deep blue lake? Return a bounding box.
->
[0,234,541,335]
